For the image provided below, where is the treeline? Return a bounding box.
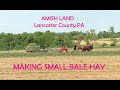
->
[0,26,120,50]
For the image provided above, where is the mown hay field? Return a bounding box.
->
[0,56,120,80]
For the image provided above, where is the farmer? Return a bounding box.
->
[74,44,77,50]
[42,43,46,50]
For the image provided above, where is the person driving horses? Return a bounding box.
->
[74,44,77,50]
[42,43,46,50]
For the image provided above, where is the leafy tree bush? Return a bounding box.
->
[0,27,120,51]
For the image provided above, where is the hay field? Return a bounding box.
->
[0,56,120,80]
[73,38,120,45]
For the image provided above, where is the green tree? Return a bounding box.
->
[108,26,115,39]
[42,31,55,47]
[108,26,117,46]
[90,29,97,41]
[98,31,103,38]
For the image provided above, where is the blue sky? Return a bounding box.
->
[0,10,120,34]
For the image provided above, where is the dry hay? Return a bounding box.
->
[0,56,120,80]
[72,38,120,45]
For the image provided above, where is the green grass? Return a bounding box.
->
[0,50,120,58]
[93,44,120,48]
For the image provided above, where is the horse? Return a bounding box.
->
[77,44,93,52]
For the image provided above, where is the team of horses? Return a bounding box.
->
[77,44,93,52]
[58,44,93,53]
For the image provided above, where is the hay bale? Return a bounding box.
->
[26,43,40,52]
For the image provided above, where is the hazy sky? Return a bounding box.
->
[0,10,120,34]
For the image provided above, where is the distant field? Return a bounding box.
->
[73,38,120,45]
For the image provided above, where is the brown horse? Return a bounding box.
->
[77,44,93,52]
